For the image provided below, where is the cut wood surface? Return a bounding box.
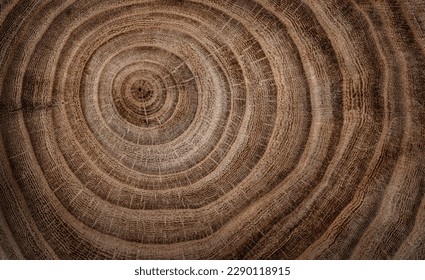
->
[0,0,424,259]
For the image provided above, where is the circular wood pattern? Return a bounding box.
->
[0,0,424,259]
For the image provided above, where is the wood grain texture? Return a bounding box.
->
[0,0,424,259]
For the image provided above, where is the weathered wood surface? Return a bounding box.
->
[0,0,424,259]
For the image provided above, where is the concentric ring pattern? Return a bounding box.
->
[0,0,424,260]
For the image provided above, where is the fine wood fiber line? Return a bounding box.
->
[0,0,424,260]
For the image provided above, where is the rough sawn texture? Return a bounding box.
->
[0,0,424,259]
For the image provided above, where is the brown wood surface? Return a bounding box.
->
[0,0,424,259]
